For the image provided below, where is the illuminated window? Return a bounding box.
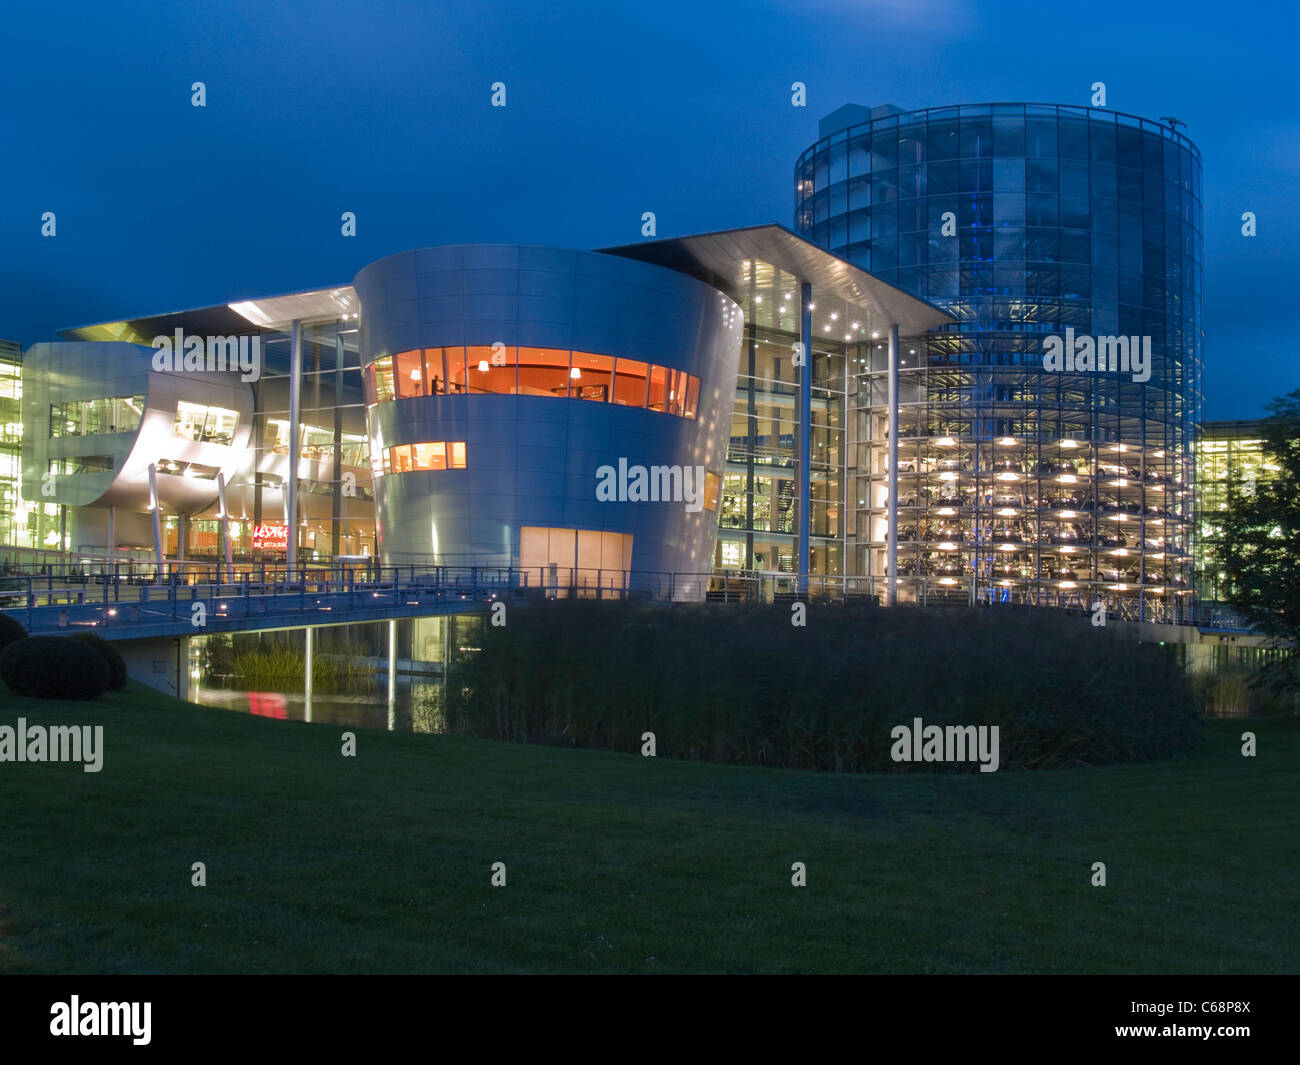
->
[49,395,144,438]
[668,369,688,417]
[173,401,239,444]
[371,357,395,403]
[445,347,467,393]
[520,526,634,596]
[517,347,571,397]
[49,455,114,474]
[366,347,700,420]
[648,365,669,411]
[569,352,614,402]
[466,345,517,394]
[383,441,467,473]
[394,350,424,399]
[704,471,720,511]
[613,358,649,406]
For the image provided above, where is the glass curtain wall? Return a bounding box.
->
[797,104,1203,621]
[717,261,846,578]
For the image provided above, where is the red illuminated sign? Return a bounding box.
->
[252,523,289,551]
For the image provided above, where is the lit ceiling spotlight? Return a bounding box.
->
[845,334,853,341]
[830,312,839,321]
[755,296,763,303]
[909,349,916,355]
[808,302,816,311]
[851,322,860,329]
[824,324,833,333]
[871,331,880,339]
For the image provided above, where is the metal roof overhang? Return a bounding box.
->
[58,287,358,342]
[600,224,953,337]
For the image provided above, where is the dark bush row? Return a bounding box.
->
[442,601,1203,772]
[0,615,128,700]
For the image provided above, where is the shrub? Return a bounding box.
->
[0,636,110,700]
[69,632,129,690]
[0,612,26,652]
[443,600,1203,772]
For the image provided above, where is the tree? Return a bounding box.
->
[1218,389,1300,691]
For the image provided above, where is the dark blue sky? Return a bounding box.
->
[2,0,1295,419]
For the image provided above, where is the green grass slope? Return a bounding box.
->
[0,684,1295,973]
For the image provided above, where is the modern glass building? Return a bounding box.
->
[14,229,945,598]
[795,103,1204,621]
[1195,419,1277,608]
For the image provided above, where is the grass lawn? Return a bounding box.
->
[0,683,1296,974]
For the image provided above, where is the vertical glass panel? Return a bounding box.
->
[449,441,467,468]
[444,346,467,394]
[413,441,446,470]
[685,375,700,419]
[666,370,687,416]
[423,348,446,395]
[516,347,570,396]
[394,349,423,399]
[570,351,614,401]
[373,356,395,403]
[613,358,649,407]
[466,344,516,394]
[647,365,669,411]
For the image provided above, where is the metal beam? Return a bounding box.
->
[798,281,812,597]
[887,324,899,607]
[287,318,302,572]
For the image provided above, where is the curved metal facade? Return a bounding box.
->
[795,104,1204,620]
[354,245,744,580]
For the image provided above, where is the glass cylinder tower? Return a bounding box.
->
[795,103,1203,622]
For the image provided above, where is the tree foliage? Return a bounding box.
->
[1218,388,1300,690]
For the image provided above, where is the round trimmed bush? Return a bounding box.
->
[69,632,128,690]
[0,612,26,652]
[0,636,110,700]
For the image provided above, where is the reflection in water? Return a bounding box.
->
[188,616,472,732]
[194,681,443,732]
